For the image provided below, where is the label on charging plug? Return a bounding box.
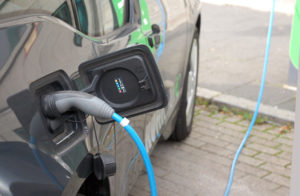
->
[114,77,127,94]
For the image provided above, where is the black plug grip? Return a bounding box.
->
[41,94,61,119]
[93,153,116,180]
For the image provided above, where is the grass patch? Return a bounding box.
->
[195,97,268,124]
[194,108,201,116]
[196,97,210,106]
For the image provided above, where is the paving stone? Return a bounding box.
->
[129,186,150,196]
[195,121,245,139]
[247,143,280,155]
[200,143,233,157]
[220,133,244,145]
[133,174,189,196]
[248,135,279,148]
[153,147,237,181]
[236,175,281,195]
[194,126,223,138]
[274,186,290,196]
[224,115,243,123]
[155,177,193,196]
[218,121,247,132]
[243,174,281,191]
[255,153,291,167]
[274,136,294,146]
[237,154,265,167]
[200,109,212,116]
[196,134,230,147]
[207,104,219,110]
[264,173,291,187]
[286,162,292,169]
[282,131,294,140]
[176,143,233,167]
[159,142,233,168]
[193,120,223,132]
[278,144,293,153]
[226,143,259,156]
[189,129,202,138]
[236,162,270,178]
[218,127,246,139]
[152,164,172,178]
[277,151,292,161]
[195,114,221,125]
[153,153,246,193]
[266,127,283,135]
[211,112,229,120]
[237,120,251,127]
[196,107,211,116]
[260,163,291,178]
[153,149,246,195]
[182,136,207,148]
[253,123,274,131]
[267,127,294,140]
[250,129,277,141]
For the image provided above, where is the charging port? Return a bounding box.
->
[29,70,87,154]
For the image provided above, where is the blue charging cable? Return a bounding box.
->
[224,0,276,195]
[112,113,157,196]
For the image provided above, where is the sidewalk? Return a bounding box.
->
[197,3,296,124]
[130,105,292,195]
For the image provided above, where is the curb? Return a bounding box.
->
[196,87,295,125]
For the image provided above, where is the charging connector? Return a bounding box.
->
[41,90,157,196]
[42,91,114,119]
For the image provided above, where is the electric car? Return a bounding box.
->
[0,0,201,195]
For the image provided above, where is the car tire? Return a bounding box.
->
[171,28,199,141]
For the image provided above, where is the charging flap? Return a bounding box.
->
[79,45,168,122]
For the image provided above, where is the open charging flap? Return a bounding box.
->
[79,45,168,123]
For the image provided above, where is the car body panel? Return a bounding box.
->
[0,0,201,195]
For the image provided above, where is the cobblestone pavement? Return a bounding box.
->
[129,105,293,196]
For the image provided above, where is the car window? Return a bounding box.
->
[52,2,72,25]
[0,0,72,25]
[74,0,126,37]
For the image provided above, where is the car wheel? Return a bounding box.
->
[171,28,199,141]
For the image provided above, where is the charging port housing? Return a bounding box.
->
[79,45,168,123]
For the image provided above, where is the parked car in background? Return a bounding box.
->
[0,0,201,195]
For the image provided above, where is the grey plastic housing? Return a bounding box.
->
[42,91,115,119]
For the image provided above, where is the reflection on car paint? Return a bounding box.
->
[24,23,38,55]
[154,0,166,61]
[145,108,166,152]
[120,151,139,196]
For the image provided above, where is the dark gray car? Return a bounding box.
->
[0,0,201,195]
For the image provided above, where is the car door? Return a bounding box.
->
[142,0,190,144]
[117,0,190,195]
